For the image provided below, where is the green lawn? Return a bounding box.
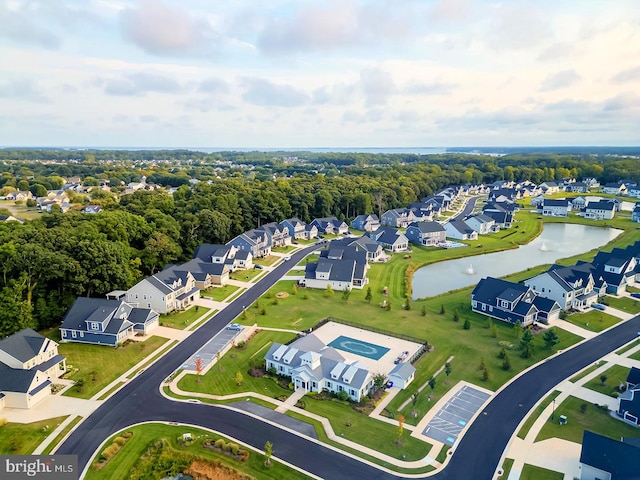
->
[563,309,622,332]
[517,390,561,439]
[536,395,640,443]
[582,364,630,397]
[41,416,83,455]
[616,338,640,355]
[84,423,312,480]
[160,306,210,329]
[570,361,606,383]
[497,458,514,480]
[0,417,68,454]
[605,295,640,314]
[629,349,640,361]
[272,245,297,253]
[520,464,563,480]
[230,267,263,282]
[0,199,44,220]
[178,330,296,397]
[60,336,169,399]
[200,285,240,301]
[254,255,280,266]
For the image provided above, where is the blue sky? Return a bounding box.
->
[0,0,639,148]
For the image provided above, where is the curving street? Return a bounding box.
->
[57,240,640,479]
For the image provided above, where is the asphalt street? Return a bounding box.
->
[57,238,640,480]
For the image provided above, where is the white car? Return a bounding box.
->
[284,255,291,261]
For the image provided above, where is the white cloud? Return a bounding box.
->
[240,77,309,107]
[539,70,581,92]
[99,73,182,96]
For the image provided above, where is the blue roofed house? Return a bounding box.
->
[193,243,253,272]
[444,219,478,241]
[227,229,272,258]
[366,227,409,252]
[633,203,640,223]
[524,263,607,310]
[539,198,571,217]
[579,430,640,480]
[405,221,446,246]
[166,259,230,288]
[348,235,384,262]
[311,217,349,235]
[590,250,637,294]
[602,182,627,195]
[60,298,160,346]
[381,208,415,228]
[618,367,640,426]
[350,214,380,232]
[0,328,66,410]
[301,245,369,290]
[583,200,616,220]
[264,334,375,402]
[471,277,560,326]
[126,268,199,315]
[280,218,318,240]
[257,222,290,247]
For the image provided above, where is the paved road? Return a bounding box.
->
[58,238,640,480]
[449,195,479,222]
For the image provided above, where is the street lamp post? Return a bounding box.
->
[552,398,556,420]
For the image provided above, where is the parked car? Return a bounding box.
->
[630,292,640,299]
[284,255,291,261]
[254,264,264,269]
[591,303,606,311]
[227,323,243,331]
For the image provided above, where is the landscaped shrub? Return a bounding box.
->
[214,438,226,449]
[113,436,127,446]
[228,443,240,455]
[101,444,119,461]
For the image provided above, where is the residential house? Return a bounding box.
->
[444,219,478,241]
[350,214,380,232]
[583,178,600,188]
[264,334,375,402]
[617,366,640,426]
[0,328,66,410]
[405,221,446,246]
[193,243,253,272]
[408,203,435,222]
[82,205,103,214]
[227,229,271,258]
[166,259,229,289]
[311,217,349,235]
[280,218,317,240]
[633,203,640,223]
[567,181,589,193]
[421,194,452,212]
[627,186,640,198]
[380,208,415,228]
[539,198,571,217]
[529,195,546,208]
[602,182,626,195]
[366,227,409,252]
[126,269,199,314]
[0,214,22,223]
[539,181,560,194]
[570,196,587,209]
[348,235,384,262]
[583,200,616,220]
[471,277,560,326]
[64,176,81,185]
[590,250,637,293]
[524,263,606,310]
[488,187,519,202]
[579,431,640,480]
[60,298,159,346]
[387,362,416,389]
[7,190,33,201]
[257,222,290,247]
[301,245,368,290]
[464,214,497,234]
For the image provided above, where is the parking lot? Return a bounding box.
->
[182,327,242,371]
[422,385,491,446]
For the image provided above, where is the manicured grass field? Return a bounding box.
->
[254,255,280,266]
[570,361,606,383]
[272,245,297,253]
[520,464,563,480]
[0,199,44,220]
[616,338,640,355]
[200,285,240,302]
[604,295,640,314]
[0,417,68,454]
[629,349,640,361]
[61,336,169,399]
[84,423,312,480]
[563,309,622,332]
[301,396,432,461]
[517,390,561,439]
[497,458,514,479]
[582,364,630,397]
[160,306,210,329]
[178,330,296,397]
[230,267,263,282]
[41,416,83,455]
[536,395,640,443]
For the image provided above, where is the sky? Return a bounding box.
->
[0,0,639,148]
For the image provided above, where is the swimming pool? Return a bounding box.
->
[327,335,390,360]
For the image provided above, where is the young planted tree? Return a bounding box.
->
[445,362,452,376]
[428,376,437,390]
[421,305,427,317]
[195,357,203,382]
[264,441,273,466]
[513,320,523,340]
[463,318,471,330]
[291,284,297,295]
[325,284,334,297]
[599,374,608,386]
[502,354,511,371]
[440,304,446,315]
[543,329,560,349]
[235,371,244,386]
[453,310,459,322]
[482,365,490,381]
[365,287,372,303]
[520,329,534,359]
[396,414,405,443]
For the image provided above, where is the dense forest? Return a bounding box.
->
[0,149,638,336]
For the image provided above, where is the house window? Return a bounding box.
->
[79,332,84,337]
[482,304,486,311]
[72,331,77,338]
[143,294,147,300]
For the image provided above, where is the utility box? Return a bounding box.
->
[559,415,567,425]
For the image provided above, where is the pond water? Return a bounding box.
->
[411,223,623,299]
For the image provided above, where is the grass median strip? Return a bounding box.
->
[41,416,83,455]
[517,390,561,439]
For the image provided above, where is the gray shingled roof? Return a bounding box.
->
[0,328,47,363]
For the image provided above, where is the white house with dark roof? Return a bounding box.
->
[0,328,66,410]
[583,200,616,220]
[524,263,606,310]
[348,235,384,261]
[301,244,369,290]
[60,298,159,346]
[579,431,640,480]
[539,198,571,217]
[405,221,446,246]
[381,208,415,228]
[366,227,409,252]
[633,203,640,223]
[257,222,290,247]
[464,213,497,234]
[193,243,253,272]
[126,269,199,314]
[280,218,317,240]
[539,181,560,194]
[444,219,478,241]
[388,362,416,389]
[310,217,348,235]
[227,229,272,258]
[471,277,560,325]
[602,182,626,195]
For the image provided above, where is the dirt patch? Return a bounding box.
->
[185,459,253,480]
[248,367,265,378]
[275,292,289,299]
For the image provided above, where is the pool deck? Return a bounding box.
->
[310,321,424,374]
